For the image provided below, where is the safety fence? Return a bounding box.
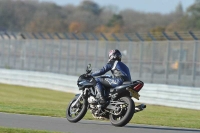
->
[0,39,199,87]
[1,31,200,41]
[0,69,199,110]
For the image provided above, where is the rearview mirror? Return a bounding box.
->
[86,64,92,73]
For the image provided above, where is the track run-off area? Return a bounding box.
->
[0,112,199,133]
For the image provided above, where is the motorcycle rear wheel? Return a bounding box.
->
[66,96,88,123]
[109,96,135,127]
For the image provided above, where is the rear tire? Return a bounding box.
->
[109,96,135,127]
[66,96,88,123]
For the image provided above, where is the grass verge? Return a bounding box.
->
[0,127,60,133]
[0,83,199,129]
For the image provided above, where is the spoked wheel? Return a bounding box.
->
[66,96,88,123]
[109,96,135,127]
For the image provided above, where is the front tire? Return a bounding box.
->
[66,96,88,123]
[109,96,135,127]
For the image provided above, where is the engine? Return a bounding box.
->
[88,96,97,104]
[87,96,109,120]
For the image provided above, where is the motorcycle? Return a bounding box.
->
[66,64,146,127]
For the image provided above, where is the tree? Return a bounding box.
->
[107,14,123,27]
[175,2,184,16]
[110,24,123,33]
[95,25,109,32]
[0,0,193,33]
[185,0,200,30]
[25,2,68,32]
[68,22,84,33]
[79,1,101,15]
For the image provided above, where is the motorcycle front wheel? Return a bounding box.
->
[109,96,135,127]
[66,96,88,123]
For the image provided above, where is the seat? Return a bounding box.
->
[123,81,132,85]
[109,81,132,93]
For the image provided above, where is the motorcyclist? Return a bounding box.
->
[91,49,132,104]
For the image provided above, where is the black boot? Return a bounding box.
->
[96,87,106,105]
[99,96,106,105]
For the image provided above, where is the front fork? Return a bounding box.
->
[71,92,83,108]
[71,88,89,108]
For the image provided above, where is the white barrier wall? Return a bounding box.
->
[0,69,200,110]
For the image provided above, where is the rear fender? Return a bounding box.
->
[112,90,131,100]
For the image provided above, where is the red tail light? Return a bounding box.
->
[133,80,144,92]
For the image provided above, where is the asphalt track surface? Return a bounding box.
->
[0,112,199,133]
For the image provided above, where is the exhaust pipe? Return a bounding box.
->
[135,104,146,113]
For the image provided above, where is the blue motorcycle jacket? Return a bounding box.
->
[91,60,132,81]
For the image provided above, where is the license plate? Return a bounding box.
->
[129,89,140,100]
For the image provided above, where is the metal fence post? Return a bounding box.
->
[189,31,198,87]
[8,39,11,68]
[165,41,170,84]
[50,40,54,72]
[47,33,53,39]
[14,40,20,68]
[72,33,79,74]
[13,40,16,69]
[0,32,4,39]
[22,39,26,70]
[105,42,108,64]
[32,33,38,39]
[192,42,198,87]
[151,43,155,83]
[178,41,183,86]
[175,32,183,86]
[112,33,120,49]
[58,40,62,73]
[75,41,79,74]
[139,42,144,78]
[63,33,70,74]
[92,33,99,67]
[5,32,10,39]
[55,33,62,39]
[1,37,5,68]
[0,36,2,67]
[94,40,98,68]
[136,33,144,78]
[163,32,172,84]
[42,40,46,71]
[11,32,17,39]
[83,33,89,68]
[148,32,156,83]
[124,34,133,70]
[39,32,45,39]
[26,39,31,70]
[29,40,34,70]
[67,40,71,74]
[35,40,39,71]
[101,33,108,64]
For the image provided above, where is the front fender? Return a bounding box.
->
[69,94,81,104]
[74,94,81,99]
